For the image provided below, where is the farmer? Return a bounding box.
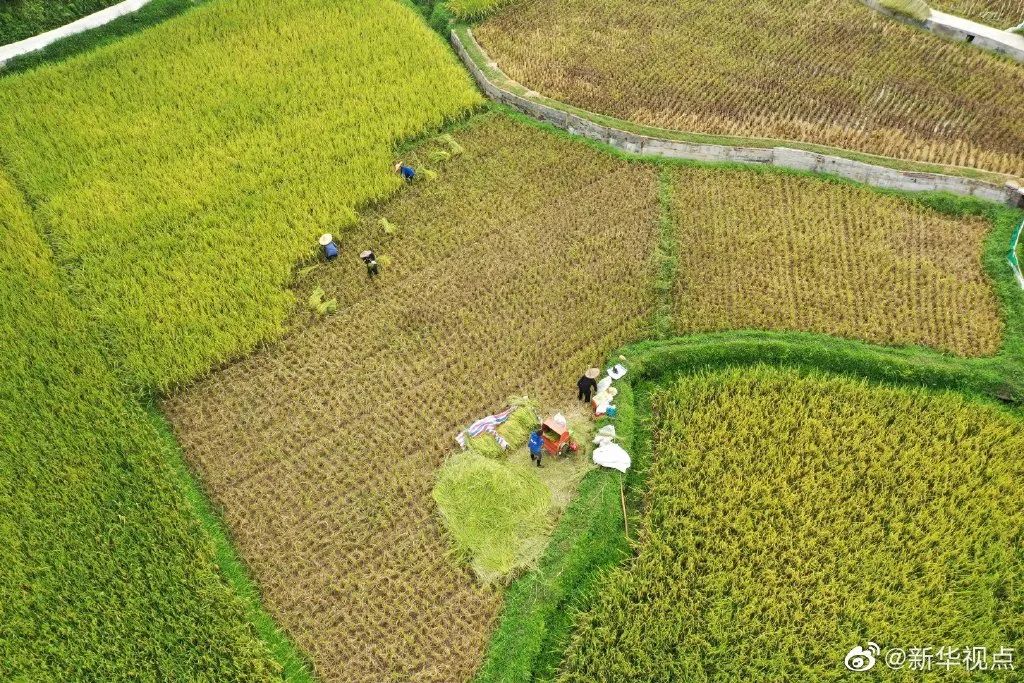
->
[360,249,379,278]
[319,233,339,260]
[394,162,416,182]
[577,367,600,403]
[528,429,544,467]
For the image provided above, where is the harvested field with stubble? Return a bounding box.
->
[162,115,660,682]
[475,0,1024,176]
[670,168,1003,356]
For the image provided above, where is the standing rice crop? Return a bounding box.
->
[930,0,1023,26]
[559,366,1024,681]
[0,172,282,680]
[0,0,482,390]
[475,0,1024,176]
[670,167,1003,356]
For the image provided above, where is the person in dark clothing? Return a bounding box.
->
[360,250,379,278]
[578,367,600,403]
[528,429,544,467]
[394,162,416,182]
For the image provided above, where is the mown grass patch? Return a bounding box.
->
[0,0,482,390]
[434,450,553,581]
[559,366,1024,681]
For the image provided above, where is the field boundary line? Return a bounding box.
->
[855,0,1024,62]
[0,0,152,66]
[1011,218,1024,289]
[451,27,1024,208]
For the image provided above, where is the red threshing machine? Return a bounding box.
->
[541,415,579,457]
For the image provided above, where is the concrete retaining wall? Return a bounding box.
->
[857,0,1024,63]
[452,29,1024,208]
[0,0,152,66]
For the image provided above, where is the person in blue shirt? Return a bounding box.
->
[528,429,544,468]
[395,162,416,182]
[319,233,339,260]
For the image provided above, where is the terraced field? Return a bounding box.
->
[0,0,481,389]
[669,168,1004,356]
[560,366,1024,682]
[163,116,661,682]
[475,0,1024,176]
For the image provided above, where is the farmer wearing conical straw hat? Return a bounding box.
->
[578,367,600,403]
[319,233,339,260]
[394,161,416,182]
[360,249,379,278]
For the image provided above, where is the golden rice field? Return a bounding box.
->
[162,116,661,683]
[0,0,481,390]
[475,0,1024,177]
[560,367,1024,682]
[932,0,1024,26]
[670,167,1003,356]
[0,172,281,680]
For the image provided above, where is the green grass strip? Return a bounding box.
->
[651,168,678,340]
[1,0,206,76]
[146,405,317,683]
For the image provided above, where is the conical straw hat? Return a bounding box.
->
[585,367,600,379]
[318,233,333,247]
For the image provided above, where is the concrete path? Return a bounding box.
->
[0,0,152,67]
[857,0,1024,62]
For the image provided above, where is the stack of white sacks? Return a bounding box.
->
[591,363,631,472]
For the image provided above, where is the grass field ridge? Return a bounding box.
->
[451,27,1023,205]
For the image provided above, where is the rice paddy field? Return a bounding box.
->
[0,0,481,390]
[669,168,1004,356]
[162,115,661,682]
[932,0,1024,26]
[473,0,1024,177]
[0,171,283,680]
[559,366,1024,682]
[4,0,1024,677]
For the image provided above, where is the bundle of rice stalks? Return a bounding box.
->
[438,133,465,157]
[379,217,398,235]
[433,451,552,582]
[466,401,538,457]
[429,149,452,163]
[307,286,338,316]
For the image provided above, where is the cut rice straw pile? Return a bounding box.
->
[433,451,553,583]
